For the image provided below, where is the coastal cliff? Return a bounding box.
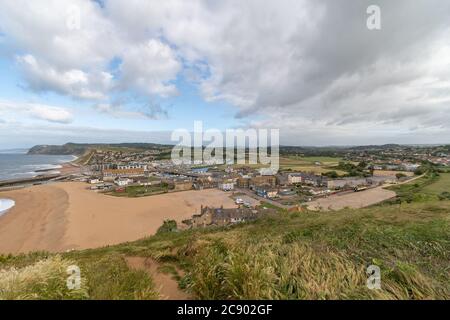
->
[27,143,87,155]
[27,142,174,155]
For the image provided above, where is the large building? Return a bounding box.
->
[102,168,145,180]
[250,175,277,188]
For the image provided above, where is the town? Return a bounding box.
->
[23,143,448,231]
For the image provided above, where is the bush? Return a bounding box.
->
[157,220,178,234]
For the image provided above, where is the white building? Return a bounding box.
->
[288,173,302,184]
[219,182,234,191]
[115,177,133,187]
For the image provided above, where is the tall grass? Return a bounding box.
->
[0,255,88,300]
[185,239,448,300]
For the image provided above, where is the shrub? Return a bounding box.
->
[157,220,178,234]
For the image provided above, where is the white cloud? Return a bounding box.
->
[120,39,181,97]
[17,54,112,100]
[94,101,168,120]
[0,100,73,124]
[1,0,450,144]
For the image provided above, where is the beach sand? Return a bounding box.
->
[0,182,236,254]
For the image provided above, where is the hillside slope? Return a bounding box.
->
[1,198,448,300]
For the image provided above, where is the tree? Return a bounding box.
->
[157,220,177,234]
[396,173,406,180]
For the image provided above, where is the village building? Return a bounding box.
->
[250,175,277,188]
[218,180,234,191]
[193,176,217,190]
[255,186,279,199]
[102,168,146,180]
[190,206,259,228]
[287,173,303,184]
[236,177,251,188]
[115,177,134,187]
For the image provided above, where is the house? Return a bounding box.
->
[115,177,133,187]
[301,173,326,187]
[103,168,145,180]
[236,177,250,188]
[218,181,234,191]
[191,205,259,228]
[287,173,303,184]
[255,186,278,199]
[250,175,277,188]
[117,163,148,170]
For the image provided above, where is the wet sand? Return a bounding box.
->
[0,182,236,254]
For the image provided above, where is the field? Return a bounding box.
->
[108,184,170,197]
[385,172,449,203]
[422,173,450,196]
[279,156,347,175]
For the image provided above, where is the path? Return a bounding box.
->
[125,256,191,300]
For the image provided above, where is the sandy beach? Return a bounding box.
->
[0,182,236,254]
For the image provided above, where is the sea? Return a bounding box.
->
[0,149,77,181]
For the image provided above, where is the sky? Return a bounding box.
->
[0,0,450,149]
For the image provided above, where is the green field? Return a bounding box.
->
[422,173,450,195]
[279,156,347,175]
[385,172,450,203]
[108,184,171,197]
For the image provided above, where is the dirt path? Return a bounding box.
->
[125,257,191,300]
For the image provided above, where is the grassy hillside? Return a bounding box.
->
[1,197,448,299]
[1,169,449,300]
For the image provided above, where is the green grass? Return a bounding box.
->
[108,184,170,197]
[279,156,347,175]
[0,252,158,300]
[422,173,450,196]
[385,172,445,204]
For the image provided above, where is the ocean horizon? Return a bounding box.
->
[0,152,77,181]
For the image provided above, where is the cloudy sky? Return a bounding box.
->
[0,0,450,148]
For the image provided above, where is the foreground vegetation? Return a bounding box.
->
[1,197,448,299]
[1,168,449,300]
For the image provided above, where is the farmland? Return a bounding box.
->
[279,156,347,175]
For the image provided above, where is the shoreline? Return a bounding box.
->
[0,155,80,188]
[0,182,237,254]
